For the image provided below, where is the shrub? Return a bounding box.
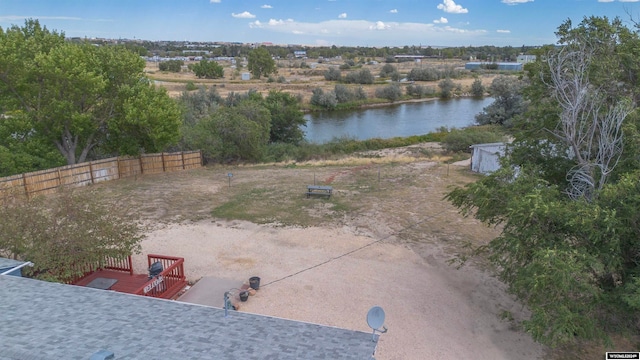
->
[438,78,455,99]
[406,84,434,98]
[375,84,402,102]
[379,63,397,78]
[324,67,342,81]
[185,81,198,91]
[310,88,337,109]
[471,78,485,97]
[277,75,287,83]
[159,59,183,72]
[344,69,374,84]
[334,84,353,103]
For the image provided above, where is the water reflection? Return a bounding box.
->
[304,97,494,144]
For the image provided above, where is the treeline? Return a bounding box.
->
[79,37,540,62]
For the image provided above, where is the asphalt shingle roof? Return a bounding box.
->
[0,275,377,360]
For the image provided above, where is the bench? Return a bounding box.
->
[306,185,333,198]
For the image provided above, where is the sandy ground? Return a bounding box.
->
[129,160,546,359]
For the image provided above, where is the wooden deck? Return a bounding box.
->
[71,254,188,300]
[73,270,150,294]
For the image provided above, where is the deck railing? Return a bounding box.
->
[67,255,133,284]
[133,254,187,299]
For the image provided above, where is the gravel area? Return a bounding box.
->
[132,219,546,359]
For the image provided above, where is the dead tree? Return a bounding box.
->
[546,42,634,201]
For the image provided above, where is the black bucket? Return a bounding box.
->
[239,291,249,302]
[249,276,260,290]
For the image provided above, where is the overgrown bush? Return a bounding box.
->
[159,59,183,72]
[310,88,337,109]
[185,81,198,91]
[438,78,456,99]
[379,64,397,78]
[406,84,434,98]
[471,78,485,97]
[344,69,374,84]
[375,84,403,102]
[324,67,342,81]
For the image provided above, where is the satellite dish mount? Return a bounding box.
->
[366,306,388,342]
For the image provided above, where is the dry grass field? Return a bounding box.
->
[145,58,497,103]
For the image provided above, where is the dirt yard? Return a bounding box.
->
[93,144,551,359]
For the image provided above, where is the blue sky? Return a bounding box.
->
[1,0,639,47]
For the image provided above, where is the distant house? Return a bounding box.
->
[241,72,251,80]
[465,62,523,71]
[294,50,307,58]
[1,275,379,359]
[470,142,506,175]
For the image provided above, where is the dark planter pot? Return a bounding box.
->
[249,276,260,290]
[239,291,249,302]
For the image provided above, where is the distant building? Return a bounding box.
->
[294,50,307,58]
[465,62,523,71]
[516,54,536,64]
[241,72,251,80]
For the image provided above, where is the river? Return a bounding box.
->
[303,97,494,144]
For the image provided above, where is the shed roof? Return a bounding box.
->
[0,256,26,270]
[0,275,377,360]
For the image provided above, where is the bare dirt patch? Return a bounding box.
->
[92,144,551,359]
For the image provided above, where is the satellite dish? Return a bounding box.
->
[366,306,388,342]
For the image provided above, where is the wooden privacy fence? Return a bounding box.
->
[0,150,202,199]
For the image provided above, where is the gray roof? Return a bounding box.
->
[0,276,377,360]
[0,257,25,270]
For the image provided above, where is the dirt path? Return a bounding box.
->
[97,145,547,359]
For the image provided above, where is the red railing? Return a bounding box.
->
[67,255,133,284]
[102,255,134,275]
[133,254,187,299]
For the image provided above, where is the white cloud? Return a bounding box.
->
[338,13,347,19]
[437,0,468,14]
[434,17,448,24]
[210,0,221,3]
[261,4,272,8]
[619,0,640,2]
[597,0,614,2]
[501,0,534,4]
[390,9,398,13]
[292,30,304,34]
[497,29,511,33]
[369,21,390,30]
[232,11,256,19]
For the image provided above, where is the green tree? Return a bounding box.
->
[190,59,224,79]
[184,101,270,162]
[446,16,640,347]
[0,188,143,283]
[0,20,182,165]
[247,47,276,79]
[159,59,183,72]
[264,91,306,144]
[475,76,528,127]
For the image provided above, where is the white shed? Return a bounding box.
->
[470,142,505,174]
[241,72,251,80]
